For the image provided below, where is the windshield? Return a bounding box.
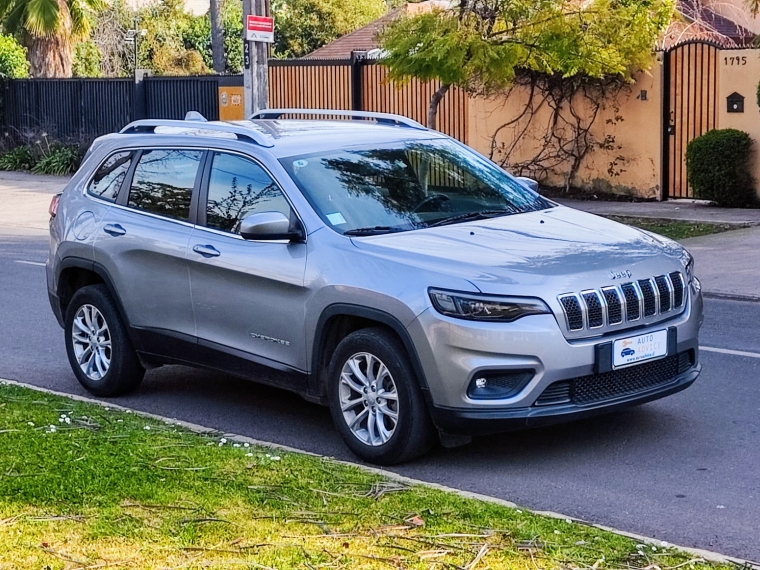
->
[279,139,553,235]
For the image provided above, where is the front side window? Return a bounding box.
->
[205,152,291,233]
[87,151,135,202]
[127,149,203,221]
[279,139,552,235]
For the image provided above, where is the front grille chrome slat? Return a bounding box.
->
[558,272,687,334]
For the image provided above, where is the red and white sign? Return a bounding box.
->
[246,15,274,43]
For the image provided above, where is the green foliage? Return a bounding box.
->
[73,39,102,77]
[272,0,386,58]
[181,0,242,74]
[137,0,209,75]
[686,129,755,207]
[31,143,82,175]
[0,145,35,171]
[0,0,103,39]
[0,138,81,175]
[0,34,28,78]
[380,0,674,94]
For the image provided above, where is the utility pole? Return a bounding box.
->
[243,0,272,116]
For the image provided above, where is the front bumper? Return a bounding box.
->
[429,364,700,435]
[407,288,703,433]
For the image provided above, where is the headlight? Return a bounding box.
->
[428,288,550,322]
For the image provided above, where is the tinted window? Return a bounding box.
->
[128,149,203,221]
[279,139,552,235]
[205,153,290,233]
[88,151,135,202]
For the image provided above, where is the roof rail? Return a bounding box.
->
[250,108,427,130]
[119,119,274,147]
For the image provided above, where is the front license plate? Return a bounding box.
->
[613,329,668,368]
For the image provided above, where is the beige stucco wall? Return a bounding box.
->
[717,48,760,194]
[467,61,664,198]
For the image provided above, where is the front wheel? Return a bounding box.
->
[327,328,435,465]
[64,284,145,397]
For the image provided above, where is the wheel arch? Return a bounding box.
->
[311,304,430,401]
[56,257,140,349]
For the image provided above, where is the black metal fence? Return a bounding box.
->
[0,74,244,145]
[0,58,468,146]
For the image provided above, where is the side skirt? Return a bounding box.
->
[133,327,311,397]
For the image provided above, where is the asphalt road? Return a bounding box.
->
[1,235,758,562]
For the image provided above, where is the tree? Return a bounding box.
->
[0,33,29,77]
[272,0,385,58]
[380,0,673,128]
[0,0,103,77]
[209,0,224,72]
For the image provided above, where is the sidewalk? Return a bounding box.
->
[554,198,760,226]
[557,198,760,301]
[0,171,69,236]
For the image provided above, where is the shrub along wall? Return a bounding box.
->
[686,129,755,207]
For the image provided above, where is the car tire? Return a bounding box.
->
[327,327,436,465]
[64,284,145,397]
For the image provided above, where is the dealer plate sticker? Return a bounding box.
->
[613,329,668,368]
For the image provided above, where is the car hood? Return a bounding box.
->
[349,206,687,295]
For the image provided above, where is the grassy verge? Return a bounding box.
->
[0,382,731,570]
[605,216,748,241]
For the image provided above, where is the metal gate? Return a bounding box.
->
[663,41,719,199]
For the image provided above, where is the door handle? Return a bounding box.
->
[103,223,126,237]
[192,244,221,258]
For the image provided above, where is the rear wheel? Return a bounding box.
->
[327,327,435,465]
[64,285,144,397]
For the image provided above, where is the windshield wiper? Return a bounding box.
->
[343,226,407,236]
[426,208,515,228]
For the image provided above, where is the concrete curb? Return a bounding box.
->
[703,291,760,303]
[1,377,758,569]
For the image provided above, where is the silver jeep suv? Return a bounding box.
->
[47,109,703,464]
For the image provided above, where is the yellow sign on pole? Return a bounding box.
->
[218,86,245,121]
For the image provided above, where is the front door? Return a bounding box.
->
[187,151,309,387]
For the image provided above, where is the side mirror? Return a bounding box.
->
[515,176,540,193]
[239,211,304,242]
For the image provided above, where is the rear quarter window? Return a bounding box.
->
[87,151,136,202]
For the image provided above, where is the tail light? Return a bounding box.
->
[49,193,62,218]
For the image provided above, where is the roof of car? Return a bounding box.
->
[230,119,446,156]
[114,111,448,158]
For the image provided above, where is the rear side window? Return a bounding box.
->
[205,152,291,233]
[87,151,135,202]
[127,149,203,221]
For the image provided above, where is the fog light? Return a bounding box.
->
[467,370,534,400]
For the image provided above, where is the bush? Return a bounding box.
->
[31,144,82,176]
[0,34,29,78]
[0,146,35,170]
[73,40,103,77]
[685,129,755,207]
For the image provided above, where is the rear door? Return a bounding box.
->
[186,150,309,386]
[93,148,205,342]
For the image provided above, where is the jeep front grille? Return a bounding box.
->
[558,273,686,332]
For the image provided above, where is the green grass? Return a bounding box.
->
[606,216,748,241]
[0,383,732,569]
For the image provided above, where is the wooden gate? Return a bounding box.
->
[663,41,719,199]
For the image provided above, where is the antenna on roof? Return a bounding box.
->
[184,111,208,122]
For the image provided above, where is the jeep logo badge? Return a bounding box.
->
[609,269,633,280]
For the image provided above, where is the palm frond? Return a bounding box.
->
[4,0,29,34]
[24,0,60,35]
[0,0,19,20]
[68,0,91,35]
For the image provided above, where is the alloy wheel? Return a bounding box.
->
[71,304,112,381]
[339,352,399,446]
